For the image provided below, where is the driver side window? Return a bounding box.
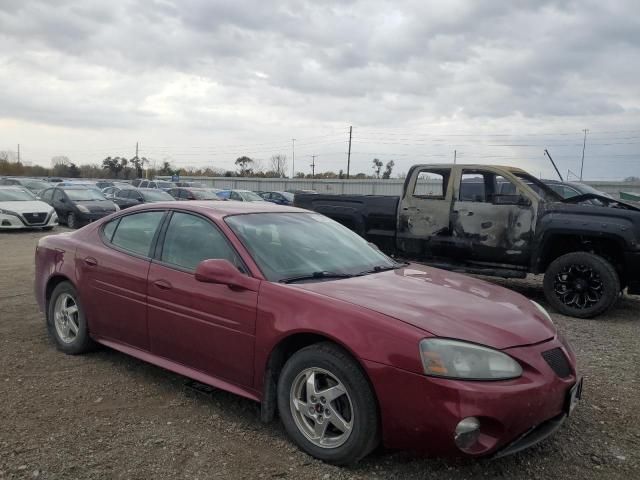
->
[160,213,242,271]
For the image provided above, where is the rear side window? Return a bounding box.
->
[160,212,241,271]
[110,211,165,256]
[102,218,119,241]
[413,170,449,198]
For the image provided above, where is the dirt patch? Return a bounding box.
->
[1,228,638,479]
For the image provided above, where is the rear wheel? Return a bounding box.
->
[277,343,379,465]
[543,252,620,318]
[47,282,95,354]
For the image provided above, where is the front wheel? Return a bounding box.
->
[543,252,620,318]
[277,343,379,465]
[67,212,78,229]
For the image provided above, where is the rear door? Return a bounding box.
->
[451,168,535,264]
[146,211,258,386]
[397,167,453,257]
[78,210,166,349]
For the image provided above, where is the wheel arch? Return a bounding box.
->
[535,231,626,276]
[260,331,379,424]
[45,274,74,312]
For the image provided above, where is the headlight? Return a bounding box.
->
[0,208,19,216]
[419,339,522,380]
[530,300,553,324]
[76,205,90,213]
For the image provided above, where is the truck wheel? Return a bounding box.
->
[543,252,620,318]
[277,342,379,465]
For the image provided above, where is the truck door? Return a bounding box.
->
[397,167,453,258]
[451,168,535,265]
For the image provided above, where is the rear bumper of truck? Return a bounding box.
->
[624,252,640,295]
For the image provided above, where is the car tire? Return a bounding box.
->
[47,281,96,354]
[543,252,620,318]
[67,212,78,229]
[277,342,379,465]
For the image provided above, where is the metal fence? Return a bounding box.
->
[158,176,640,198]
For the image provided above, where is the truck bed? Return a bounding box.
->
[294,194,399,253]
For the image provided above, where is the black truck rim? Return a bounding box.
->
[553,263,604,309]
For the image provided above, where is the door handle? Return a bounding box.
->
[84,257,98,267]
[153,280,172,290]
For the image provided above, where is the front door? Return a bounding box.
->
[397,167,453,258]
[146,211,258,387]
[450,168,535,265]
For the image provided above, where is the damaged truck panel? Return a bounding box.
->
[295,164,640,318]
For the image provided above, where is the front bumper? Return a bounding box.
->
[364,336,578,457]
[0,211,58,229]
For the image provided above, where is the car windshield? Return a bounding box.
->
[64,188,107,201]
[156,181,175,188]
[225,212,396,282]
[512,173,563,202]
[142,190,175,201]
[192,190,219,200]
[239,191,264,201]
[280,192,294,201]
[25,181,49,192]
[0,189,36,201]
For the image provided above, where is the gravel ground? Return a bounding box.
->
[1,228,638,479]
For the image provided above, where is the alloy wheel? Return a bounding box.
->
[289,367,354,449]
[54,293,80,343]
[553,263,604,309]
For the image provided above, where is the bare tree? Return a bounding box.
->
[269,154,288,178]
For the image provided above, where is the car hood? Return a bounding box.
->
[0,200,54,214]
[293,264,555,350]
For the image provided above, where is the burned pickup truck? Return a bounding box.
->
[295,164,640,318]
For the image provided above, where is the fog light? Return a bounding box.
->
[455,417,480,451]
[2,220,11,226]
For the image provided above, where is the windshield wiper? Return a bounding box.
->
[356,262,408,276]
[279,271,354,284]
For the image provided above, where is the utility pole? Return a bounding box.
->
[17,144,20,163]
[310,155,317,178]
[453,149,456,165]
[580,129,589,180]
[135,141,139,159]
[291,138,296,179]
[346,126,352,179]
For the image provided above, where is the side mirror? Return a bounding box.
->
[194,259,258,291]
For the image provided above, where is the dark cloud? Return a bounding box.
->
[0,0,638,179]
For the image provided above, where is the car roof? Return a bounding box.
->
[123,200,304,219]
[59,185,96,190]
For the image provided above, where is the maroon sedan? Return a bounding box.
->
[34,201,581,465]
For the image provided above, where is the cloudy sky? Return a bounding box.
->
[1,0,639,179]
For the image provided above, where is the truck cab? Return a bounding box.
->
[398,164,545,266]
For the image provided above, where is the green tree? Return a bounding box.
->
[382,160,395,179]
[235,156,254,176]
[372,158,383,178]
